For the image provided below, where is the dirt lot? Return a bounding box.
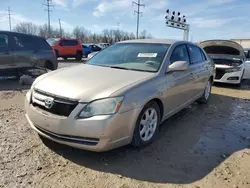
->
[0,67,250,187]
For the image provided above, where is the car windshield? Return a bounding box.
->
[46,38,59,45]
[87,43,170,72]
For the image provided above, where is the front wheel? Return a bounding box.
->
[198,79,212,104]
[132,101,160,148]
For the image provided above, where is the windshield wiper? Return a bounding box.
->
[110,66,131,70]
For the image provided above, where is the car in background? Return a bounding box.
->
[47,38,83,61]
[200,40,245,85]
[82,44,92,57]
[0,31,57,76]
[243,48,250,79]
[98,43,110,48]
[88,44,103,52]
[25,39,214,152]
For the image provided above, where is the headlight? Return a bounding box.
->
[225,67,242,73]
[78,97,124,118]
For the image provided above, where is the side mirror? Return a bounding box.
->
[167,61,188,73]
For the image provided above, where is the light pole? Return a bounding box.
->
[165,9,190,41]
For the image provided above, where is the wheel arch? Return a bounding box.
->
[144,98,164,121]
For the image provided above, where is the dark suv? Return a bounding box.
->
[0,31,58,75]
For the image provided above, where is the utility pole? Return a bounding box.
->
[7,7,13,31]
[117,22,120,30]
[133,0,145,39]
[59,18,62,37]
[43,0,53,38]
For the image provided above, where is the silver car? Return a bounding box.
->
[25,39,215,152]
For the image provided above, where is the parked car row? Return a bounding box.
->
[82,44,103,57]
[1,30,249,152]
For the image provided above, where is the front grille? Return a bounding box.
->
[32,89,78,117]
[213,59,242,66]
[36,126,99,146]
[215,68,226,79]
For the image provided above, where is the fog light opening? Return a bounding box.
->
[227,77,239,81]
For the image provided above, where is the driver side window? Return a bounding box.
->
[170,44,190,64]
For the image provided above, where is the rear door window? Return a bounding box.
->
[61,40,78,46]
[0,34,9,52]
[37,38,52,50]
[12,34,36,50]
[170,44,190,64]
[187,45,204,64]
[200,49,207,60]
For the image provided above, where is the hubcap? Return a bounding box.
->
[205,81,211,100]
[139,108,158,142]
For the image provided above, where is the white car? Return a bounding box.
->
[87,51,99,59]
[98,43,110,48]
[200,40,246,85]
[243,48,250,79]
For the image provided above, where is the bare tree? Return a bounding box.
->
[12,22,153,43]
[139,30,152,39]
[13,22,38,35]
[38,24,49,38]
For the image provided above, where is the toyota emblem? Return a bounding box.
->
[44,98,54,109]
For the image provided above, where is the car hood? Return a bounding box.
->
[34,64,154,102]
[199,40,245,59]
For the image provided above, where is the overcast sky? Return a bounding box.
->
[0,0,250,41]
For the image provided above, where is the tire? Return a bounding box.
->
[55,50,59,58]
[198,79,212,104]
[132,101,161,148]
[45,61,55,71]
[75,51,83,61]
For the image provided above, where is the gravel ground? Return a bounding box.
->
[0,63,250,188]
[57,58,87,69]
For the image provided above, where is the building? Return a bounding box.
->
[231,39,250,49]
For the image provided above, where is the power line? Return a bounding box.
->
[7,7,13,31]
[133,0,145,39]
[43,0,54,38]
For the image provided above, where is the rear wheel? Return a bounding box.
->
[75,51,82,61]
[54,50,59,58]
[45,61,54,71]
[198,79,212,104]
[132,101,160,148]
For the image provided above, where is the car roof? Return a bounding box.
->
[0,30,44,39]
[118,39,179,45]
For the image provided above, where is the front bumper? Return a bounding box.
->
[25,96,142,152]
[214,68,244,84]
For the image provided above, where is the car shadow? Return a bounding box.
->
[214,79,250,91]
[0,80,30,91]
[57,58,87,63]
[42,92,250,184]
